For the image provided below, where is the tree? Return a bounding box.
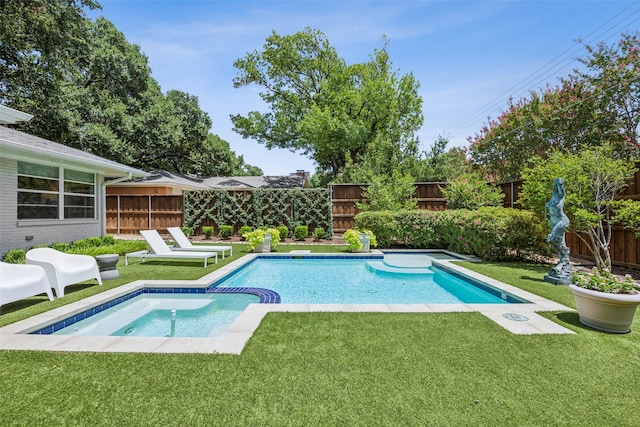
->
[576,32,640,156]
[188,134,263,176]
[231,28,423,180]
[469,32,640,182]
[441,172,505,210]
[418,136,472,182]
[0,0,100,137]
[1,6,261,177]
[356,170,417,212]
[519,145,639,270]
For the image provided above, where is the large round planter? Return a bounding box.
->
[569,284,640,333]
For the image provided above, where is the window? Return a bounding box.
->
[18,161,96,220]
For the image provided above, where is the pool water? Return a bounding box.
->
[213,258,521,304]
[53,293,259,338]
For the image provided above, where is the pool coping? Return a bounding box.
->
[0,251,575,354]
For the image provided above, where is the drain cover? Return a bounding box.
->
[502,313,529,322]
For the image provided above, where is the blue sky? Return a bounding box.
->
[92,0,640,175]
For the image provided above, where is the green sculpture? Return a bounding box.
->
[544,178,572,285]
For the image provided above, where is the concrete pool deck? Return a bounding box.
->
[0,252,575,354]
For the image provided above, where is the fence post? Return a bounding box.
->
[117,195,121,235]
[510,181,514,209]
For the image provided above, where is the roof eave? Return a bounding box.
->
[0,138,149,178]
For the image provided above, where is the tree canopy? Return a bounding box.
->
[0,0,260,177]
[231,28,423,182]
[469,32,640,182]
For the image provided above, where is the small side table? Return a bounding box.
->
[95,254,120,280]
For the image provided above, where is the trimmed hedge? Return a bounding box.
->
[355,207,548,261]
[2,237,148,263]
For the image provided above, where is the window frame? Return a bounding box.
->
[17,161,97,221]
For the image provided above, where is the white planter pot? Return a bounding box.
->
[253,233,272,253]
[350,233,370,252]
[569,284,640,333]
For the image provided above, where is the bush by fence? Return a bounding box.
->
[355,207,548,261]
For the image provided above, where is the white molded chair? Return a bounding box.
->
[25,248,103,297]
[167,227,233,258]
[125,230,218,267]
[0,261,54,306]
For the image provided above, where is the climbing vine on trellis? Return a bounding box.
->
[184,189,332,238]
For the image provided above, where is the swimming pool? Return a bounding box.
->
[2,252,574,353]
[211,256,527,304]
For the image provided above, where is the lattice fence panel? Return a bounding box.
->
[292,189,333,238]
[253,189,294,227]
[184,188,332,236]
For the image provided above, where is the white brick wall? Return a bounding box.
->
[0,158,105,256]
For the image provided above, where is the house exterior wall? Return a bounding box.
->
[0,157,105,256]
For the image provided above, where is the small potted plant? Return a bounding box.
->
[569,268,640,333]
[242,228,281,253]
[343,228,377,252]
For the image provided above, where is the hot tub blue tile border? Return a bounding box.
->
[30,286,279,335]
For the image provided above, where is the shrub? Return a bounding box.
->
[343,229,377,252]
[101,235,116,245]
[355,207,546,261]
[238,226,252,240]
[202,226,214,239]
[276,225,289,240]
[243,228,281,251]
[181,226,194,237]
[218,225,234,239]
[440,173,504,209]
[51,242,70,252]
[353,211,401,248]
[294,225,309,240]
[356,170,417,212]
[66,240,148,257]
[70,237,104,250]
[2,248,25,264]
[312,227,324,241]
[267,228,281,248]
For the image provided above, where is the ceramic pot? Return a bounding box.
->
[569,284,640,333]
[253,233,271,253]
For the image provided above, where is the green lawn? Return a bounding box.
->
[1,247,639,425]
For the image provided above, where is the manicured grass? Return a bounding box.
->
[1,254,639,425]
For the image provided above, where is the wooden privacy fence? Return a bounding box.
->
[106,168,639,268]
[106,195,184,234]
[329,183,448,233]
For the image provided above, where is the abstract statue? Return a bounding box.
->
[544,178,572,285]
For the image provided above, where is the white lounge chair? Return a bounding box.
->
[25,248,103,297]
[0,262,54,306]
[126,230,218,267]
[167,227,233,258]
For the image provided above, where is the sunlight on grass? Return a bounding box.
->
[1,249,639,425]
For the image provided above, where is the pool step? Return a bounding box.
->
[366,261,434,275]
[382,254,432,268]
